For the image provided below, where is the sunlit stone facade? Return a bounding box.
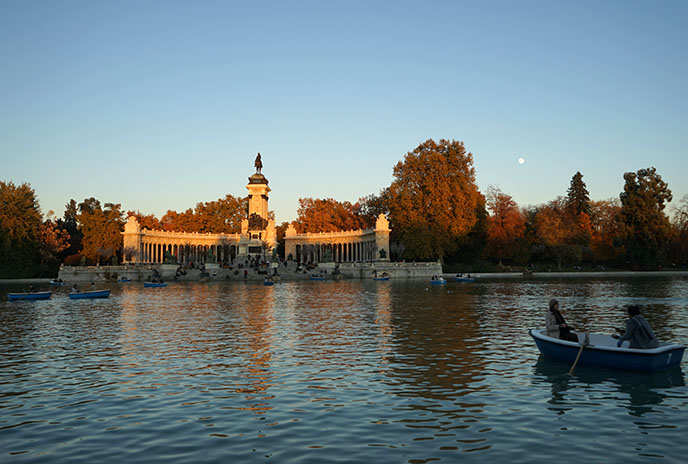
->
[122,169,276,265]
[284,214,391,263]
[121,158,391,265]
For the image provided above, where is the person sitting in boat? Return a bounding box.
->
[616,305,659,349]
[546,298,578,342]
[71,284,80,292]
[89,282,96,290]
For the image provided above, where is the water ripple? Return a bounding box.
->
[1,278,687,462]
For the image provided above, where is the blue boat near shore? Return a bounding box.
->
[430,277,446,285]
[309,275,325,281]
[455,276,475,283]
[49,280,66,286]
[7,291,52,301]
[530,328,685,371]
[144,282,167,288]
[69,289,111,300]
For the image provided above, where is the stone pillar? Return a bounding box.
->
[122,216,142,263]
[374,214,391,262]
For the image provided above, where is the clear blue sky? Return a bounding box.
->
[2,0,687,222]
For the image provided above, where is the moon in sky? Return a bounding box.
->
[518,157,525,165]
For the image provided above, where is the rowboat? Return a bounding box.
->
[264,278,274,286]
[69,289,111,300]
[7,291,52,301]
[118,277,131,283]
[455,276,475,283]
[374,275,390,281]
[530,328,685,371]
[310,275,325,281]
[49,280,66,286]
[144,282,167,288]
[430,277,446,285]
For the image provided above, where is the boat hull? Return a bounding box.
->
[69,290,111,299]
[144,282,167,288]
[455,277,475,283]
[530,329,685,371]
[430,280,446,285]
[374,276,390,281]
[8,291,52,301]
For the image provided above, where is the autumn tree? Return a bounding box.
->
[39,214,71,267]
[126,211,161,230]
[566,171,591,216]
[589,199,623,264]
[668,194,688,266]
[618,167,672,269]
[295,197,366,233]
[160,208,198,232]
[160,194,247,233]
[77,198,125,265]
[0,181,42,277]
[533,200,567,269]
[483,186,526,265]
[194,194,247,233]
[355,191,389,228]
[58,199,82,258]
[386,139,482,263]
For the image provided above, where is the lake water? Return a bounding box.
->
[1,277,687,463]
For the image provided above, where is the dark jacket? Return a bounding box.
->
[619,315,659,349]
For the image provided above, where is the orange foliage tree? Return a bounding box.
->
[160,194,247,233]
[77,198,124,265]
[387,139,482,263]
[483,186,526,265]
[126,211,161,230]
[39,217,71,266]
[295,197,367,233]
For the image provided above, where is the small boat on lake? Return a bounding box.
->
[455,275,475,283]
[374,272,390,281]
[118,277,131,283]
[8,291,52,301]
[49,279,66,286]
[144,282,167,288]
[430,276,446,285]
[310,275,325,281]
[69,289,111,300]
[264,278,274,286]
[530,328,685,371]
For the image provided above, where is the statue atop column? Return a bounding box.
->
[254,153,263,174]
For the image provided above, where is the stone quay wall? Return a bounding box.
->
[58,261,443,283]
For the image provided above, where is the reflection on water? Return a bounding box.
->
[533,357,685,418]
[1,278,687,463]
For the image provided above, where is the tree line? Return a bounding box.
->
[2,138,687,277]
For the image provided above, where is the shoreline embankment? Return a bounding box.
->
[2,268,687,285]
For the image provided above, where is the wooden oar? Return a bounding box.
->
[569,332,590,375]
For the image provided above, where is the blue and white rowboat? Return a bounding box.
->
[530,328,685,371]
[144,282,167,288]
[69,289,111,299]
[7,291,52,301]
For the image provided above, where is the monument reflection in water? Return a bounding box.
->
[0,277,687,463]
